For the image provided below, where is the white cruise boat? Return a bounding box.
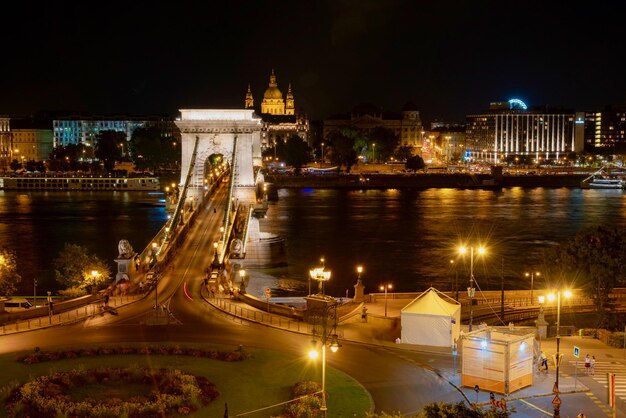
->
[581,177,625,189]
[0,176,160,191]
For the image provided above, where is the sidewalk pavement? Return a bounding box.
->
[207,291,626,416]
[0,294,142,335]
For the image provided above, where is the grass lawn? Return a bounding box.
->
[0,342,372,417]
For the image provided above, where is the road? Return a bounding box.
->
[0,182,461,416]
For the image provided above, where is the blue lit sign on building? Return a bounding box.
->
[508,98,528,110]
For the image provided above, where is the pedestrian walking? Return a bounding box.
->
[590,355,596,375]
[539,351,548,372]
[361,305,368,322]
[584,354,591,374]
[104,293,110,306]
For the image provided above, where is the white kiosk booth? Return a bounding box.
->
[461,327,535,394]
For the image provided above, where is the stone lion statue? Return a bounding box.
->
[118,239,134,259]
[230,239,243,257]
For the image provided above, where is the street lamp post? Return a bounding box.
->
[309,265,331,296]
[547,289,572,418]
[239,269,246,293]
[321,142,324,165]
[47,291,52,323]
[380,283,392,317]
[372,143,376,163]
[33,278,37,308]
[525,271,540,301]
[450,260,458,301]
[308,302,340,417]
[459,245,486,332]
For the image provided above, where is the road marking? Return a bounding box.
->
[517,398,552,416]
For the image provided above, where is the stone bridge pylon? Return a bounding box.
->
[175,109,263,197]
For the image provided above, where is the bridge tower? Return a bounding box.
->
[175,109,262,199]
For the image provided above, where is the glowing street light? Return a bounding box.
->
[459,245,486,332]
[380,283,393,317]
[544,289,572,418]
[307,303,340,417]
[525,271,540,301]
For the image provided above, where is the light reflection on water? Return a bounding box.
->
[0,190,168,294]
[2,187,625,298]
[259,187,626,296]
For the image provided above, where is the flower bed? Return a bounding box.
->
[18,345,249,364]
[280,381,324,418]
[6,367,219,418]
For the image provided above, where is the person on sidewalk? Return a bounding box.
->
[584,354,591,374]
[539,351,548,372]
[590,355,596,376]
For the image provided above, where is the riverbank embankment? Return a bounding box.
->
[265,173,587,189]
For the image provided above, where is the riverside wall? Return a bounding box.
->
[264,173,587,189]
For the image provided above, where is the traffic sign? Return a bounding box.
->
[552,394,561,405]
[573,346,580,358]
[474,385,480,393]
[552,382,559,393]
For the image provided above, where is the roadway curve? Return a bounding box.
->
[0,183,463,415]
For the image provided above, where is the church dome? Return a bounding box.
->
[264,86,283,100]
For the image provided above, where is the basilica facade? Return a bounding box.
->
[245,70,308,148]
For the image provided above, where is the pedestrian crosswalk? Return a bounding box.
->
[569,359,626,401]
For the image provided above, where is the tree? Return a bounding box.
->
[9,159,21,171]
[52,244,111,295]
[284,134,311,172]
[394,145,415,162]
[95,130,124,171]
[129,126,180,172]
[370,126,400,163]
[0,247,21,296]
[543,224,626,328]
[327,129,358,172]
[406,155,425,171]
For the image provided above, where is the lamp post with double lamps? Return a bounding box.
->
[546,289,572,418]
[459,245,486,332]
[380,283,393,317]
[525,271,540,301]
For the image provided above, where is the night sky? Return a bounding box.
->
[2,0,625,124]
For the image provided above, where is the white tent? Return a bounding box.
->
[400,287,461,347]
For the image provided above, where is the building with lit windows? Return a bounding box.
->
[245,70,309,148]
[52,116,179,157]
[465,99,584,163]
[0,117,10,169]
[583,104,626,154]
[323,102,423,149]
[9,118,54,163]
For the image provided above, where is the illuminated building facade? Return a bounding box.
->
[245,70,308,147]
[583,104,626,153]
[53,116,179,154]
[9,117,54,163]
[0,117,10,169]
[323,102,423,149]
[465,99,584,163]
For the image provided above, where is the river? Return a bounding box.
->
[2,186,625,298]
[0,190,168,295]
[257,187,626,297]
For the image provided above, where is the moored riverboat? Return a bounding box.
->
[580,177,625,189]
[0,176,160,191]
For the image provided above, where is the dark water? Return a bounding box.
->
[3,187,626,298]
[0,191,168,295]
[259,187,626,296]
